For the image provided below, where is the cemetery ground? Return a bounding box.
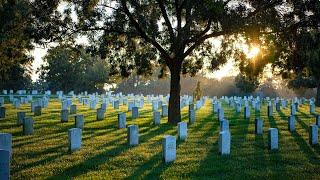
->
[1,98,320,179]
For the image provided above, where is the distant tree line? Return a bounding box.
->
[35,44,109,94]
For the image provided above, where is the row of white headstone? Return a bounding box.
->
[1,93,319,178]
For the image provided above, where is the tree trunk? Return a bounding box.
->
[316,82,320,107]
[168,64,181,125]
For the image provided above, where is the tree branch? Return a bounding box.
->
[183,0,284,59]
[156,0,175,42]
[175,0,182,33]
[120,0,171,64]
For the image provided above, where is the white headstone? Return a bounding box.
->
[68,128,82,152]
[310,102,315,114]
[61,110,69,122]
[128,125,139,146]
[267,105,273,117]
[0,133,12,157]
[189,109,195,124]
[17,112,26,125]
[0,150,10,179]
[118,113,126,129]
[218,108,224,121]
[309,125,318,145]
[153,111,161,125]
[244,106,250,119]
[96,108,105,120]
[70,105,77,114]
[132,107,139,119]
[162,105,168,117]
[178,122,187,140]
[255,118,263,135]
[288,116,295,132]
[23,117,34,135]
[268,128,278,150]
[75,115,84,129]
[220,120,229,132]
[316,115,320,127]
[162,135,176,163]
[290,104,296,116]
[219,131,231,155]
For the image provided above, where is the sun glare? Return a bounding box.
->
[246,46,260,59]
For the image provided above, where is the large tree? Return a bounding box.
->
[37,0,293,124]
[70,0,289,124]
[0,0,34,84]
[270,0,320,105]
[0,0,68,89]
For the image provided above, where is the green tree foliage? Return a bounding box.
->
[0,0,65,89]
[235,73,259,94]
[277,32,320,105]
[269,0,320,105]
[38,44,109,93]
[0,64,32,90]
[46,0,286,124]
[0,0,33,85]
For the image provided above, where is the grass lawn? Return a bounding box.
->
[1,97,320,179]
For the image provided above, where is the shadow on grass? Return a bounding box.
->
[126,111,215,179]
[266,116,290,177]
[12,144,66,174]
[47,119,175,179]
[290,131,320,165]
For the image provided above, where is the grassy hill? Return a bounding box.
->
[1,98,320,179]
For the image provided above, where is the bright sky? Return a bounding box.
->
[31,47,47,81]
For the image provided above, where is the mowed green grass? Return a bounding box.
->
[1,97,320,179]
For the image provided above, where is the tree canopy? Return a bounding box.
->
[31,0,306,124]
[38,44,109,93]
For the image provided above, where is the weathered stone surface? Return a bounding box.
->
[68,128,82,152]
[23,117,34,135]
[75,115,84,129]
[113,100,119,109]
[309,125,318,145]
[220,120,229,132]
[132,107,139,119]
[268,128,278,150]
[178,122,187,141]
[162,135,176,163]
[61,110,69,123]
[288,116,295,132]
[96,108,105,120]
[17,112,26,125]
[162,105,168,117]
[290,104,296,116]
[70,105,77,114]
[189,109,195,124]
[244,106,250,119]
[34,106,42,116]
[153,111,161,125]
[0,133,12,157]
[267,105,273,117]
[218,108,224,121]
[127,125,139,146]
[316,115,320,127]
[219,131,231,155]
[118,113,126,129]
[255,118,263,135]
[0,150,10,180]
